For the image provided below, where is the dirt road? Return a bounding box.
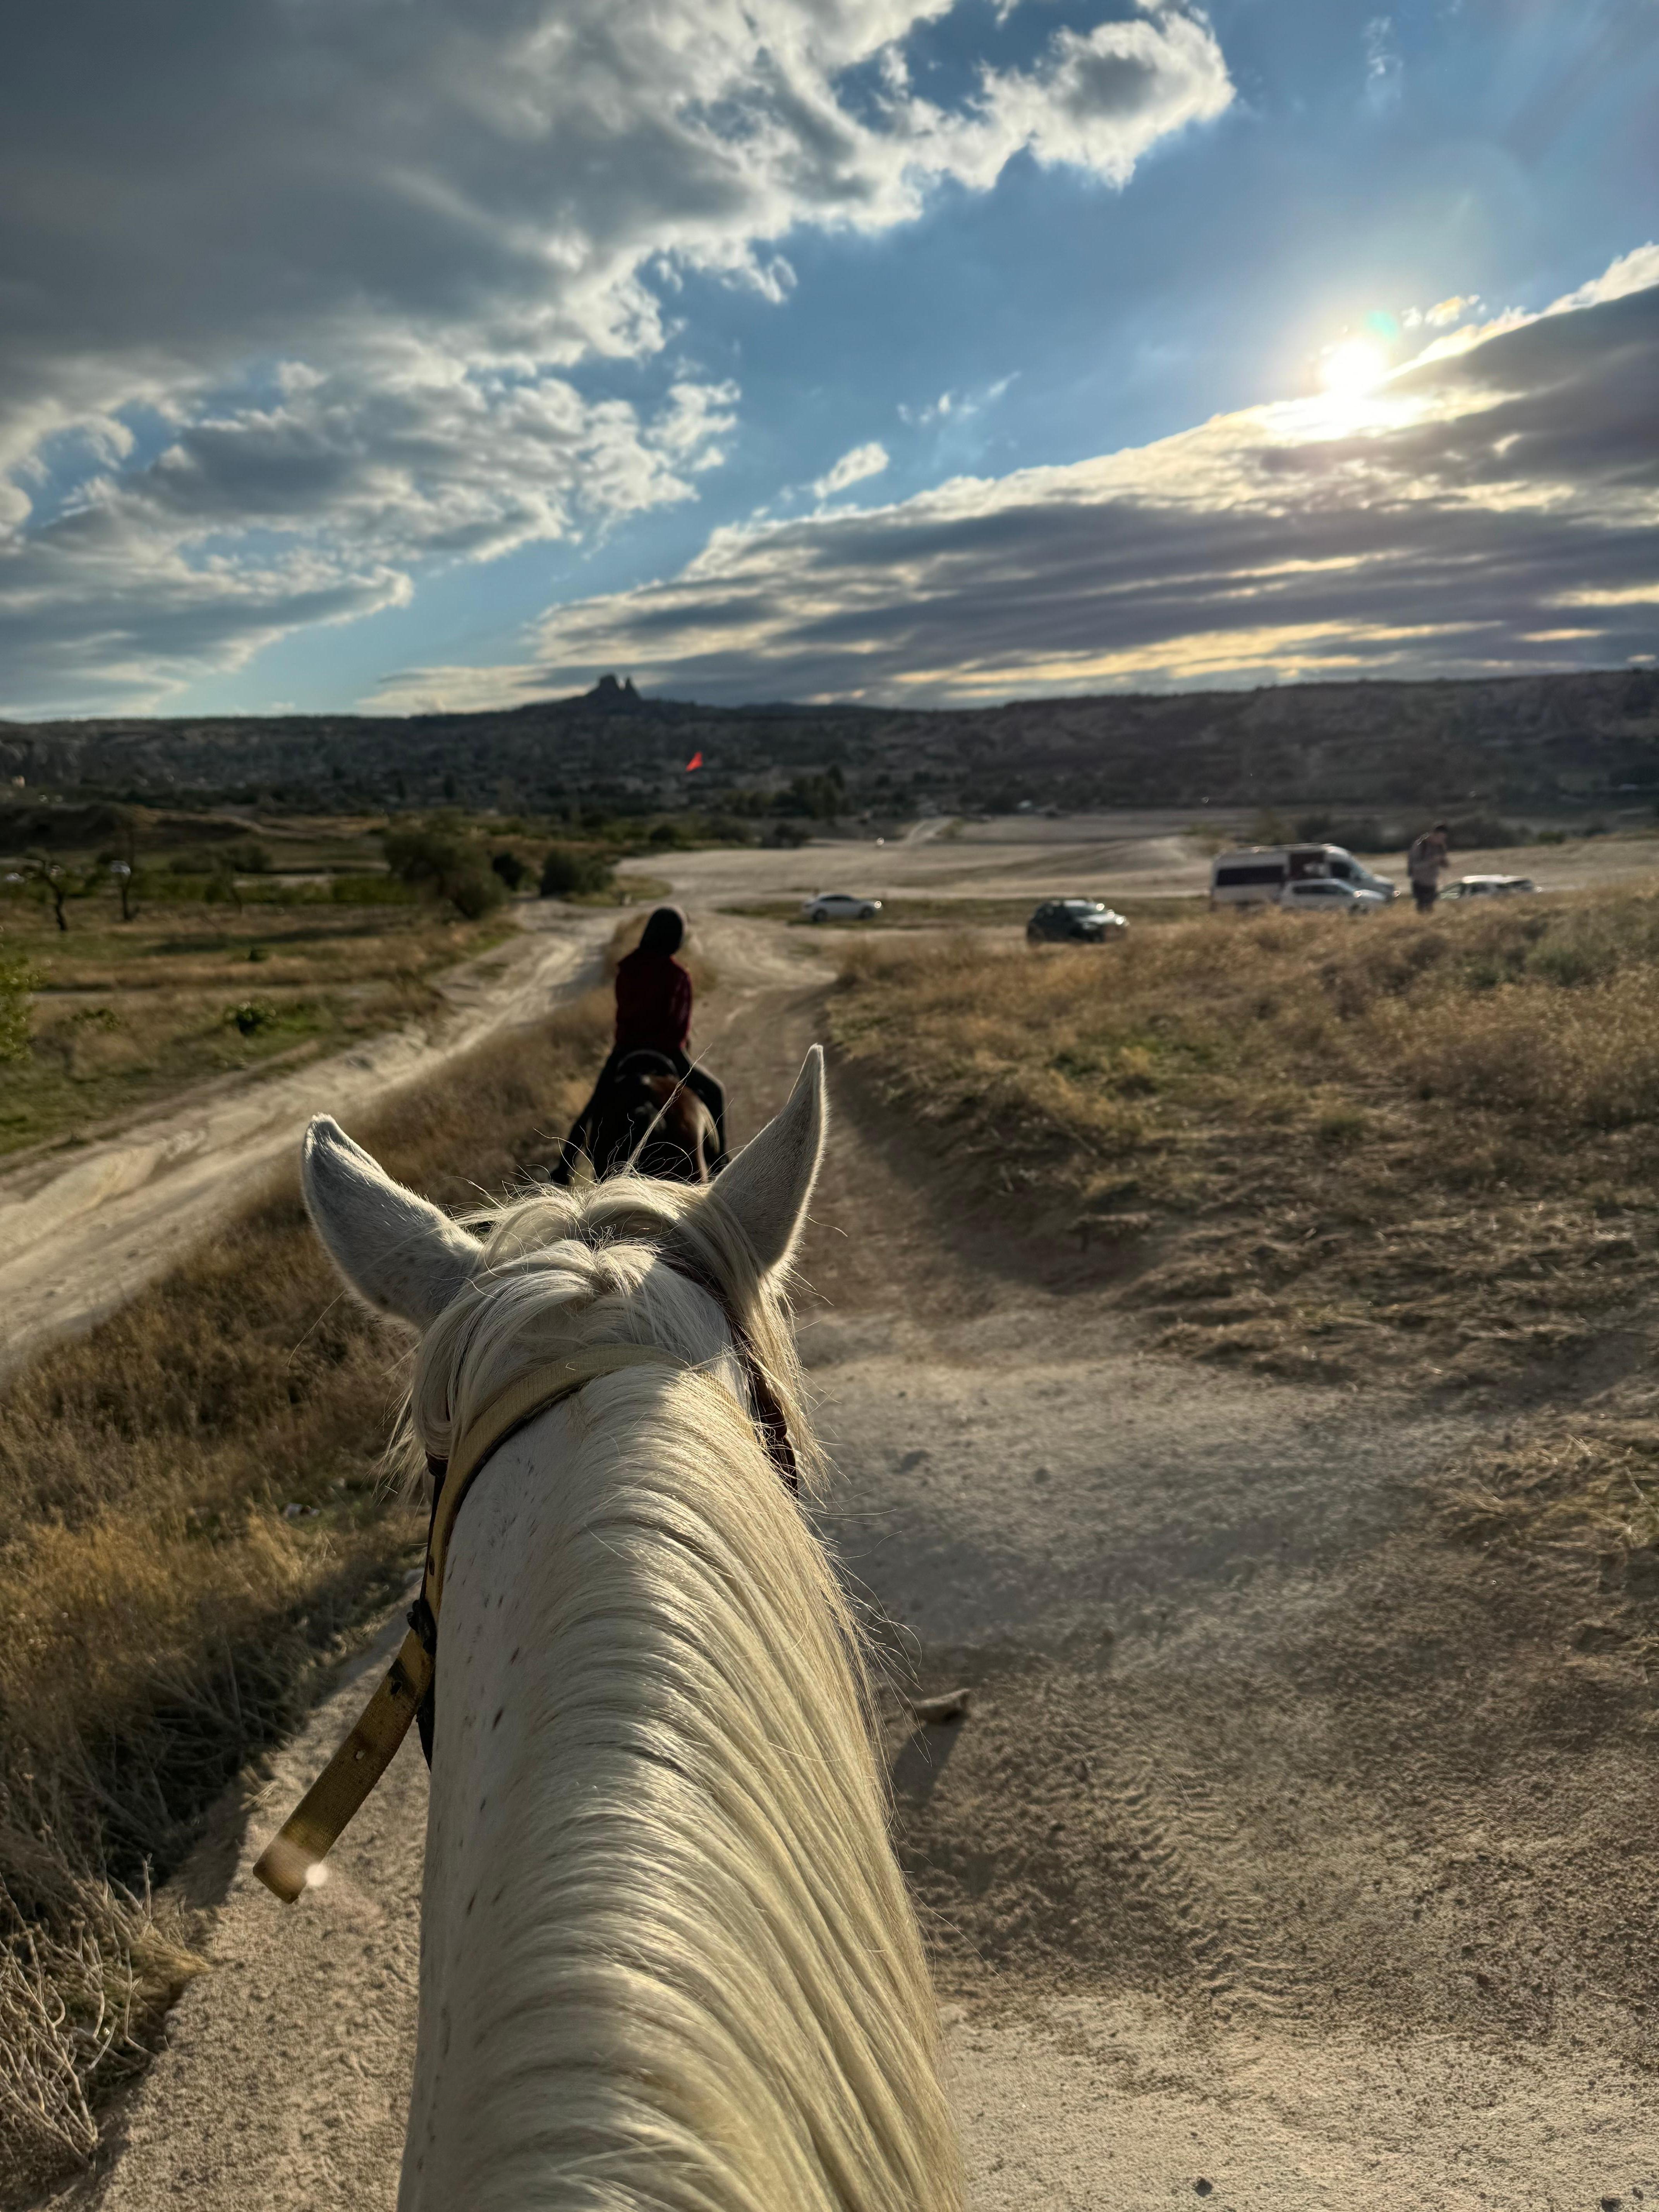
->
[0,903,612,1377]
[629,811,1659,911]
[49,914,1659,2210]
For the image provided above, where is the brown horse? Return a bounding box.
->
[565,1049,720,1184]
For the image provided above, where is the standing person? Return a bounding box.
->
[1407,822,1450,913]
[552,906,727,1181]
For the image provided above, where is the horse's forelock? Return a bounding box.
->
[394,1169,820,1495]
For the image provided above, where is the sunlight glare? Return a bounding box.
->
[1321,339,1389,397]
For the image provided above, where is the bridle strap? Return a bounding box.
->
[254,1341,706,1903]
[429,1345,684,1612]
[658,1242,799,1494]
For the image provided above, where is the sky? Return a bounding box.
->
[1,0,1655,721]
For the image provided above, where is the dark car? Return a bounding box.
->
[1026,897,1128,945]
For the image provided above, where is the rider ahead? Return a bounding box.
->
[553,906,727,1181]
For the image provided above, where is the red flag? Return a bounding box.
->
[685,751,703,771]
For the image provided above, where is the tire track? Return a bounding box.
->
[1092,1753,1316,2027]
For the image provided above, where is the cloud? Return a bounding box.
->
[948,7,1234,187]
[813,442,891,500]
[898,374,1017,426]
[1407,240,1657,371]
[376,252,1659,710]
[0,362,736,713]
[0,0,1232,713]
[1546,241,1659,316]
[1363,15,1403,112]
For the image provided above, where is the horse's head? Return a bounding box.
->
[299,1048,826,1483]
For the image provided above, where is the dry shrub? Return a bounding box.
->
[831,890,1659,1380]
[0,981,613,2190]
[1383,969,1659,1129]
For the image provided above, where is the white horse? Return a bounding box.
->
[301,1048,963,2212]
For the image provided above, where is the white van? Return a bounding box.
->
[1209,842,1396,909]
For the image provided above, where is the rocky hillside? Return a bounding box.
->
[3,666,1656,816]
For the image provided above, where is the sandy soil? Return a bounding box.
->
[629,811,1659,912]
[36,906,1659,2211]
[0,903,613,1377]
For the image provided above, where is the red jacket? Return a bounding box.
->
[613,947,692,1056]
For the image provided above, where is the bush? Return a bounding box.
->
[539,844,615,899]
[449,868,505,920]
[490,850,529,891]
[382,826,506,919]
[0,935,32,1061]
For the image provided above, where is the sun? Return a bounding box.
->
[1321,338,1389,397]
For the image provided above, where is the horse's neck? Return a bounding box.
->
[398,1384,960,2212]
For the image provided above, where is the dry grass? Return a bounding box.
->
[831,890,1659,1386]
[0,978,616,2191]
[1432,1417,1659,1670]
[1438,1422,1659,1562]
[0,895,515,1160]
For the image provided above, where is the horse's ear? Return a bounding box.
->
[301,1115,481,1330]
[708,1045,826,1276]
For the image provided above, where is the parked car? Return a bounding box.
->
[1026,897,1128,944]
[801,891,883,923]
[1211,842,1396,908]
[1446,874,1537,898]
[1278,879,1387,914]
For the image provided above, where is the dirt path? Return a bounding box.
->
[45,912,1659,2210]
[0,903,613,1377]
[622,813,1659,912]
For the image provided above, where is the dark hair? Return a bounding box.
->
[1433,822,1449,836]
[637,905,685,956]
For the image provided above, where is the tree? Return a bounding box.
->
[96,808,144,920]
[381,826,506,919]
[778,771,844,821]
[538,845,614,899]
[18,850,101,933]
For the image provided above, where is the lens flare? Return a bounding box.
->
[1321,339,1389,397]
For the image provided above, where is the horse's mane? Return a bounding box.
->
[394,1170,962,2210]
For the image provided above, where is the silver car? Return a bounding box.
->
[1447,874,1537,898]
[802,891,883,923]
[1278,879,1386,914]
